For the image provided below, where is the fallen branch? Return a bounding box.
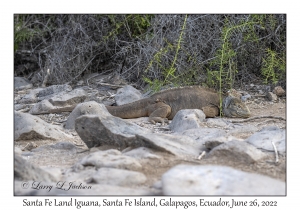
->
[271,141,279,164]
[228,116,286,123]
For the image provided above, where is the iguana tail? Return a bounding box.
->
[105,98,149,119]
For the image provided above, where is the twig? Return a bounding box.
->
[271,141,279,164]
[228,116,286,123]
[196,151,206,160]
[98,82,124,88]
[41,69,50,88]
[22,143,30,151]
[86,73,100,86]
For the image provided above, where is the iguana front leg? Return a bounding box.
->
[202,105,219,118]
[147,102,171,125]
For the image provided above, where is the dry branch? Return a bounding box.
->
[228,116,286,123]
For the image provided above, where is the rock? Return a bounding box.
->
[204,136,228,150]
[123,147,161,159]
[91,168,147,186]
[64,168,97,183]
[48,88,86,106]
[39,166,63,181]
[29,89,87,114]
[18,85,72,104]
[14,111,73,141]
[37,84,72,100]
[180,128,226,143]
[115,85,143,106]
[135,133,200,158]
[241,94,251,102]
[206,118,229,127]
[14,155,57,182]
[75,105,149,149]
[65,101,106,129]
[18,88,43,104]
[169,109,206,132]
[14,77,33,90]
[228,124,258,135]
[273,86,285,97]
[14,104,26,111]
[161,165,285,195]
[266,92,278,101]
[246,127,286,154]
[206,140,267,164]
[15,147,23,155]
[74,149,142,171]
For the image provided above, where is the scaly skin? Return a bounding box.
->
[106,86,250,123]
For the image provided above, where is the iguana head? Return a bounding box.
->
[222,96,250,118]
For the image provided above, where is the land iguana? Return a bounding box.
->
[106,86,250,124]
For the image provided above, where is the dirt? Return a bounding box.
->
[15,90,286,192]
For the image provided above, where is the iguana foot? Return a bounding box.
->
[148,117,169,125]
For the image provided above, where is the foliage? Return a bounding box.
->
[14,14,286,90]
[261,49,286,84]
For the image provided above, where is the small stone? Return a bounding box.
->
[266,92,277,101]
[273,86,285,97]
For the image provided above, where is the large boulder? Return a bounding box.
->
[29,88,87,114]
[14,111,72,141]
[169,109,206,132]
[14,77,33,90]
[115,85,143,106]
[74,103,149,149]
[161,165,285,195]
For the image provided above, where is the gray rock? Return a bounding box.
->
[115,85,142,106]
[92,168,147,186]
[74,149,142,171]
[206,140,267,164]
[204,136,228,150]
[65,101,108,129]
[14,111,73,141]
[161,165,285,195]
[75,104,149,149]
[18,85,72,104]
[206,118,229,127]
[15,155,57,182]
[169,109,206,132]
[123,147,161,159]
[64,168,97,183]
[241,94,251,102]
[39,166,63,181]
[29,89,86,114]
[228,124,258,135]
[273,86,285,97]
[14,104,26,111]
[180,128,227,143]
[37,84,72,99]
[135,133,200,157]
[246,127,286,154]
[48,88,86,106]
[266,92,278,101]
[18,88,43,104]
[14,77,33,90]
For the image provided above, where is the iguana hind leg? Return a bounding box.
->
[147,102,171,125]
